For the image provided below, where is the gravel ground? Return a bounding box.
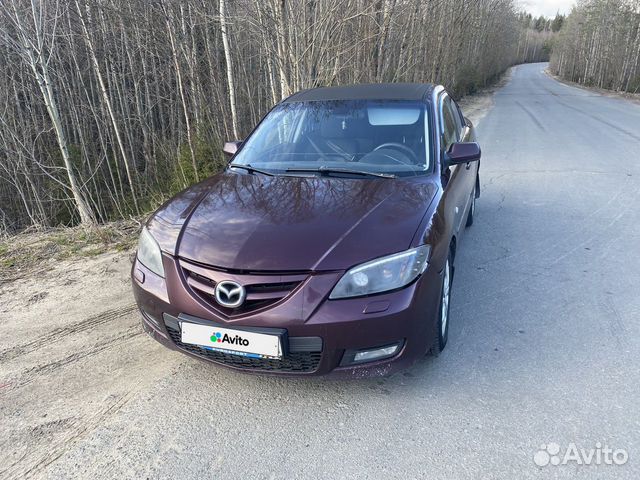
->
[1,62,639,479]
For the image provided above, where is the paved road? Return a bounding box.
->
[4,62,640,479]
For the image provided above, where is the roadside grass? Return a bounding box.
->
[0,220,140,282]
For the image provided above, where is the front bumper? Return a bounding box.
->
[132,254,443,378]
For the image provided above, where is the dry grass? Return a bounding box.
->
[0,220,140,283]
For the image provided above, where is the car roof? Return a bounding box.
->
[282,83,437,103]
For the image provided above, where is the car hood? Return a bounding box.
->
[156,172,437,272]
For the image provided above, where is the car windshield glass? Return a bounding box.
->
[231,100,430,177]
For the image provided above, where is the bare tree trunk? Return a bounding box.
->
[163,1,199,183]
[220,0,240,139]
[74,0,139,213]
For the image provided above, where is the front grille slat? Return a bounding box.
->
[186,276,216,295]
[166,326,321,373]
[245,289,295,301]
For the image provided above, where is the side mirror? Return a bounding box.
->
[445,142,481,166]
[223,140,242,156]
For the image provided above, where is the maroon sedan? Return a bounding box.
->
[132,83,480,377]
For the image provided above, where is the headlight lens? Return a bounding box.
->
[137,226,165,277]
[329,245,431,299]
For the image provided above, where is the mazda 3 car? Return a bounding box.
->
[132,83,481,377]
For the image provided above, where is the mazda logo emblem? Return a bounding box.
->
[214,280,246,308]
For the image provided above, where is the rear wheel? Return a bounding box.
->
[465,186,476,227]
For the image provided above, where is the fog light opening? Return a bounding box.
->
[354,344,399,363]
[341,340,404,366]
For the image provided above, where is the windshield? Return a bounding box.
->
[231,100,430,177]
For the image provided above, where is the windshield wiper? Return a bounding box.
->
[285,166,395,179]
[228,164,275,176]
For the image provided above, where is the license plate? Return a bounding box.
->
[180,322,282,359]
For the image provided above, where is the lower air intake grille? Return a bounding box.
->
[166,326,322,373]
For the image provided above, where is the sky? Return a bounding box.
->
[520,0,576,17]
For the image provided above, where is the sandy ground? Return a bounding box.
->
[0,252,179,478]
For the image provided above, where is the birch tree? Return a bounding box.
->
[551,0,640,92]
[0,0,95,225]
[220,0,239,139]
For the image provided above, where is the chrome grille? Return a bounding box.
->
[179,259,306,316]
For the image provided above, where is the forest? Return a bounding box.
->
[0,0,626,234]
[550,0,640,92]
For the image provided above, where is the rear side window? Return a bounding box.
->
[440,95,460,151]
[454,101,466,130]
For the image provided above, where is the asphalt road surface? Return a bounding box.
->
[3,62,640,479]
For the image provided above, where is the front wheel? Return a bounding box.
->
[430,252,452,355]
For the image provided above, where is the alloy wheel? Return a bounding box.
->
[441,258,451,337]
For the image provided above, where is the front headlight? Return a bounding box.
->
[329,245,431,299]
[137,226,165,277]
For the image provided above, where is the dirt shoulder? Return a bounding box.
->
[0,82,502,479]
[0,254,181,479]
[0,228,179,479]
[0,220,139,284]
[545,68,640,106]
[458,67,514,126]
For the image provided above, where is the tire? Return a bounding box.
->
[430,251,452,355]
[465,185,476,227]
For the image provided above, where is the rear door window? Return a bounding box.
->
[440,95,460,151]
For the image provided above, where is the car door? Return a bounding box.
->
[452,97,478,220]
[438,92,473,235]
